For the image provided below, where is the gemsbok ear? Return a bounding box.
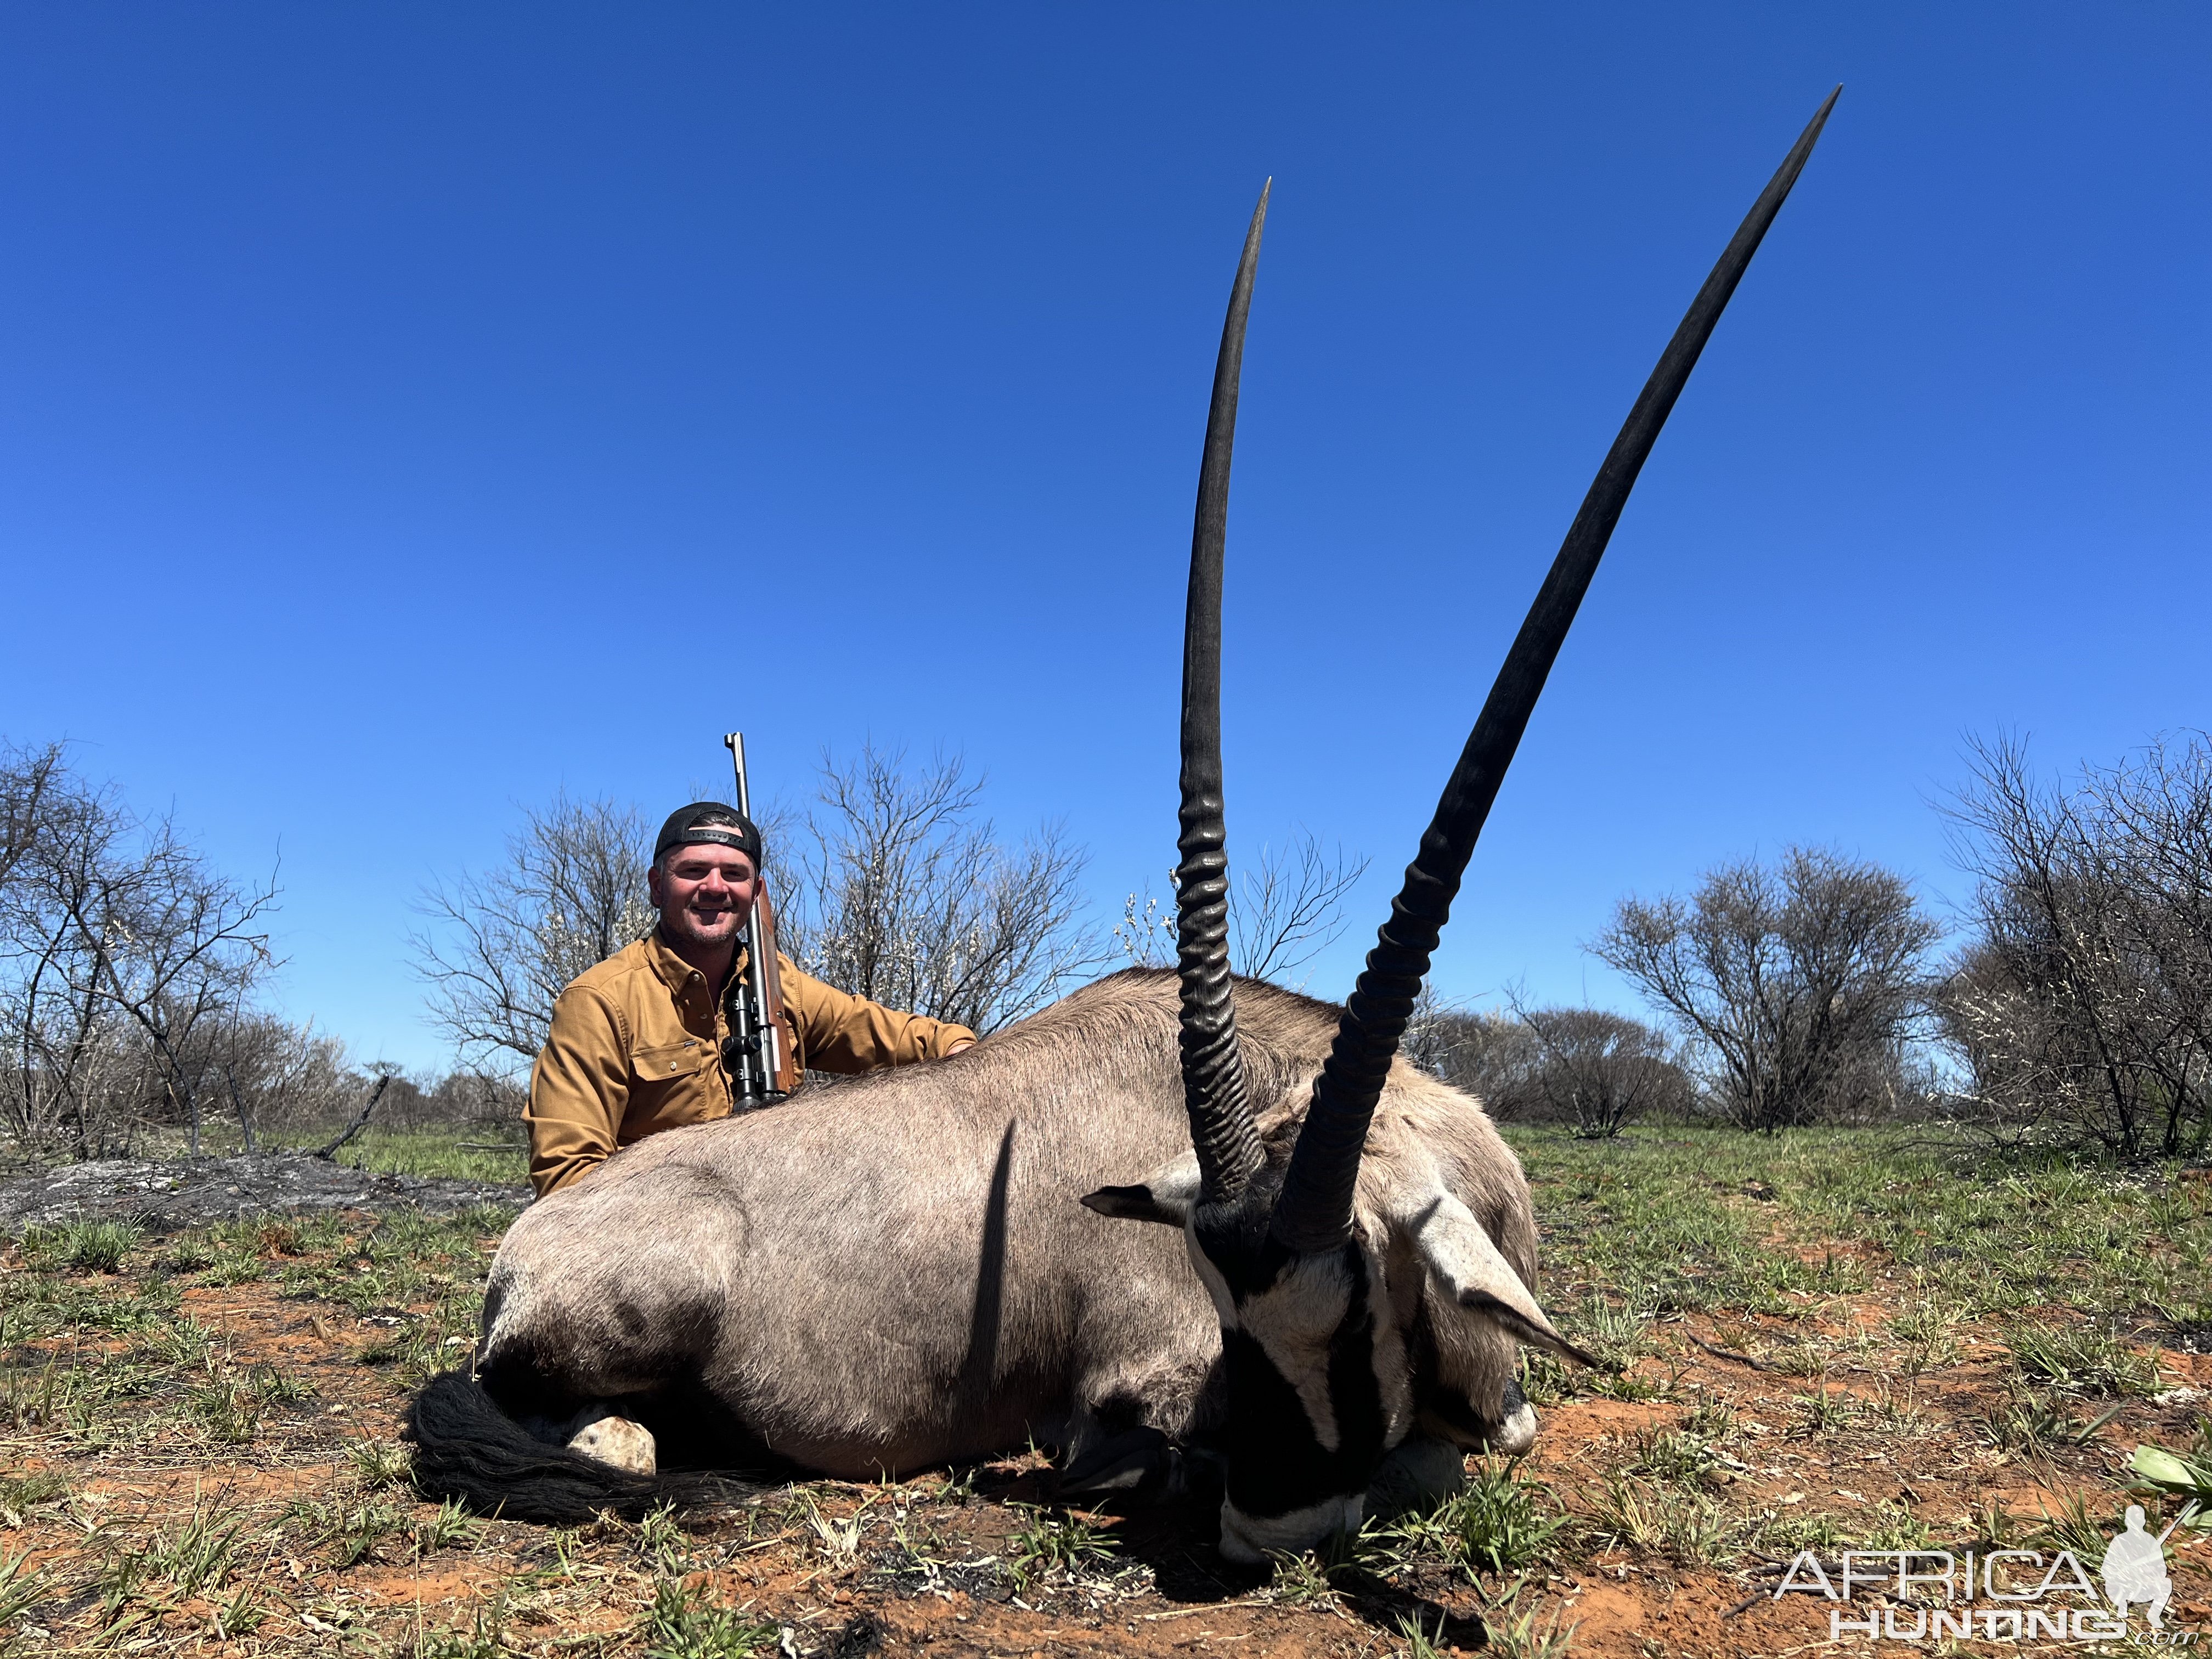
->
[1082,1152,1203,1227]
[1403,1191,1610,1370]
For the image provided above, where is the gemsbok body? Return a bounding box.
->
[408,90,1838,1559]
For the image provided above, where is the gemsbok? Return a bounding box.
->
[408,89,1838,1560]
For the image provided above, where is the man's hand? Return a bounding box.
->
[947,1038,976,1054]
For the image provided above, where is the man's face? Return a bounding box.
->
[648,841,759,951]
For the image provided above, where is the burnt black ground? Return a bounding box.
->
[0,1153,526,1233]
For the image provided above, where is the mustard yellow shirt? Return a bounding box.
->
[524,932,974,1196]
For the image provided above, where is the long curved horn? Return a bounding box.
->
[1271,91,1841,1252]
[1177,182,1271,1203]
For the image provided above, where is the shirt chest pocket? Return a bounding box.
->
[620,1037,724,1139]
[631,1039,712,1084]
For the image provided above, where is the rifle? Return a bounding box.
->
[721,732,797,1104]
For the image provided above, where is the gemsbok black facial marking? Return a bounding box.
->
[1193,1186,1398,1555]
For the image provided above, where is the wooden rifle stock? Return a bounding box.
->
[753,888,799,1095]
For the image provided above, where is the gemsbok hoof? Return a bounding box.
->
[565,1407,657,1476]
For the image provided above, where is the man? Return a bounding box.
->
[524,802,975,1196]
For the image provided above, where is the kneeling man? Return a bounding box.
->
[525,802,974,1196]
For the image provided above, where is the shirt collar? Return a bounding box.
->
[645,928,710,994]
[645,927,751,1001]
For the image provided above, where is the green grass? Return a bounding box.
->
[1474,1581,1578,1659]
[414,1600,510,1659]
[19,1219,143,1274]
[1622,1425,1721,1487]
[0,1472,68,1512]
[1396,1457,1566,1574]
[3,1121,2203,1644]
[143,1491,249,1598]
[1585,1473,1734,1563]
[347,1438,413,1488]
[413,1496,484,1559]
[1486,1123,2208,1583]
[641,1576,779,1659]
[88,1118,531,1186]
[258,1125,529,1184]
[284,1493,413,1568]
[2004,1319,2167,1397]
[0,1544,53,1629]
[2,1197,499,1463]
[1504,1124,2212,1334]
[1005,1504,1118,1587]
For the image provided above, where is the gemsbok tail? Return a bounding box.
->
[404,1371,755,1522]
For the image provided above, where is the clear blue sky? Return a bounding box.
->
[3,5,2206,1071]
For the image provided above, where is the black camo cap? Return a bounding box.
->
[654,802,764,867]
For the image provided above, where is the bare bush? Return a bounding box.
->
[1399,980,1466,1079]
[1409,998,1543,1115]
[1,741,64,891]
[2,741,280,1155]
[1113,831,1369,985]
[1113,890,1178,970]
[1232,837,1370,983]
[411,794,654,1071]
[1502,992,1696,1137]
[1593,847,1939,1133]
[782,746,1099,1034]
[412,751,1103,1069]
[1943,732,2212,1158]
[207,1012,348,1150]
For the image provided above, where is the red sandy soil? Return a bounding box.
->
[3,1227,2207,1657]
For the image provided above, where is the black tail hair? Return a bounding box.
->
[404,1370,755,1523]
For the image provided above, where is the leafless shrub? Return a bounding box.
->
[1409,997,1542,1115]
[1593,847,1940,1133]
[1113,831,1369,985]
[410,794,654,1072]
[206,1012,354,1149]
[1402,991,1692,1132]
[1502,991,1697,1137]
[1,741,65,891]
[1399,980,1465,1079]
[1942,732,2212,1158]
[1231,837,1370,983]
[1113,890,1177,970]
[781,746,1099,1034]
[2,740,280,1156]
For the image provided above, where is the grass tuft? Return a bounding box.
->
[1478,1580,1578,1659]
[2006,1322,2165,1397]
[144,1491,248,1598]
[0,1472,68,1513]
[1401,1457,1565,1575]
[414,1599,507,1659]
[347,1438,413,1488]
[413,1497,483,1559]
[1790,1387,1855,1437]
[22,1219,142,1274]
[0,1544,54,1629]
[1587,1474,1733,1563]
[641,1576,779,1659]
[1005,1504,1117,1587]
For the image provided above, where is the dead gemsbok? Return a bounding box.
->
[407,91,1837,1559]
